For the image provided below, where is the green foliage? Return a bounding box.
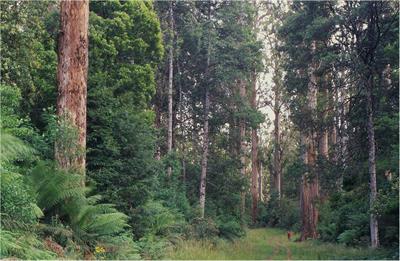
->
[131,200,184,239]
[1,172,41,227]
[29,163,139,259]
[258,193,300,231]
[318,191,370,246]
[186,218,219,240]
[0,131,42,228]
[0,1,57,128]
[217,216,245,240]
[0,85,44,154]
[0,229,57,259]
[137,234,170,260]
[0,130,35,167]
[87,3,166,243]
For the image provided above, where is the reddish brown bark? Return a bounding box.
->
[319,88,329,160]
[300,41,319,240]
[56,0,89,178]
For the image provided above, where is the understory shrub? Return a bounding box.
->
[258,193,300,231]
[29,162,140,259]
[186,217,219,240]
[130,200,185,239]
[0,229,56,259]
[318,191,370,246]
[217,215,245,240]
[1,172,42,227]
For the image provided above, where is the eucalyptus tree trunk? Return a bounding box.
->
[319,89,329,159]
[366,74,379,248]
[251,72,259,224]
[56,0,89,181]
[199,2,211,219]
[167,1,174,177]
[273,84,281,199]
[239,79,247,218]
[258,161,263,202]
[329,80,340,190]
[300,41,319,240]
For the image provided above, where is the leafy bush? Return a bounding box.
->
[318,191,370,246]
[217,216,245,240]
[0,130,42,228]
[1,172,41,227]
[137,234,170,259]
[258,193,300,231]
[337,229,362,245]
[131,200,185,239]
[186,218,219,240]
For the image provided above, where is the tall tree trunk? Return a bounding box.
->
[258,161,263,202]
[167,1,174,176]
[319,88,329,159]
[329,82,340,189]
[199,2,211,219]
[367,74,379,248]
[273,85,281,199]
[251,72,259,224]
[56,0,89,182]
[239,79,247,218]
[300,41,319,240]
[154,71,162,160]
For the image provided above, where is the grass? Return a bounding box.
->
[165,228,392,260]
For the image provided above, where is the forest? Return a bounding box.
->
[0,0,398,260]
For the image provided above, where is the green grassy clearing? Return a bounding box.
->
[165,228,391,260]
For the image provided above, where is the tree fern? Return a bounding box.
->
[0,130,35,165]
[29,162,138,258]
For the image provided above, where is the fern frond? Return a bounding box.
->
[86,212,129,236]
[0,229,57,259]
[0,131,35,164]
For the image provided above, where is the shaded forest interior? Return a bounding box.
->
[1,0,398,260]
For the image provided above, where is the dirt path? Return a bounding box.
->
[279,241,292,260]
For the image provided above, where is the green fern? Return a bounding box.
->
[29,162,138,258]
[0,130,35,164]
[0,229,57,259]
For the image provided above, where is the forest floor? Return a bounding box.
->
[166,228,391,260]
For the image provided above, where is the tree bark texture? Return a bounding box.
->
[56,0,89,179]
[258,161,263,202]
[239,79,247,218]
[273,84,281,199]
[199,2,211,219]
[251,72,259,224]
[300,41,319,240]
[167,1,174,177]
[367,75,379,248]
[319,89,329,159]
